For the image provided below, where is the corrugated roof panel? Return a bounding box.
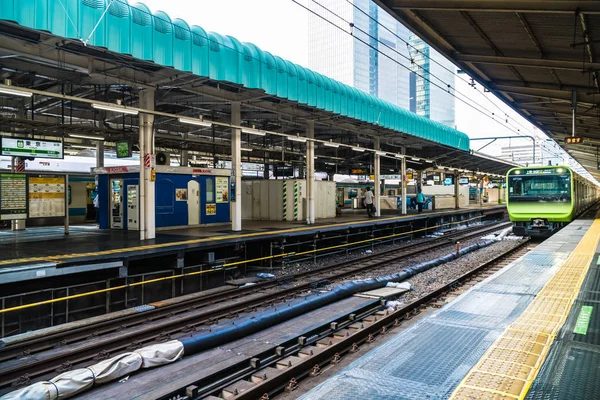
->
[0,0,471,151]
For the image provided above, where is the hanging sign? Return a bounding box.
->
[1,137,63,159]
[564,137,583,144]
[0,173,27,220]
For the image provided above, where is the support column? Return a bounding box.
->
[10,157,26,231]
[181,133,189,167]
[306,120,315,224]
[374,137,381,217]
[231,102,242,231]
[401,148,407,215]
[140,89,156,240]
[96,142,104,168]
[454,170,460,209]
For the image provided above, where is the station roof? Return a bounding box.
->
[375,0,600,180]
[0,0,517,176]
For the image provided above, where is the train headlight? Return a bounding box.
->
[556,168,564,173]
[514,170,521,174]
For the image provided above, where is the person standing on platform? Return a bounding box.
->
[416,190,425,214]
[364,187,374,218]
[93,191,100,224]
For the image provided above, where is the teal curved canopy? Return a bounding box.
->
[0,0,469,151]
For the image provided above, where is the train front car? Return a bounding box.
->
[506,166,574,237]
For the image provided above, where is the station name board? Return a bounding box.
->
[1,137,63,159]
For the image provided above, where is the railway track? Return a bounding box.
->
[0,220,510,391]
[180,238,533,400]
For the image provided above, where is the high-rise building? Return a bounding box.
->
[307,0,411,109]
[408,35,456,127]
[307,0,455,126]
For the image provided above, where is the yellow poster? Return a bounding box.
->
[206,203,216,216]
[215,177,229,203]
[28,176,65,218]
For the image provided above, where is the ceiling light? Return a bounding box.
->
[395,154,404,158]
[425,159,434,163]
[375,151,387,156]
[178,117,212,127]
[69,133,105,141]
[352,147,365,152]
[242,127,266,136]
[0,86,32,98]
[92,103,138,115]
[288,136,307,143]
[411,157,420,161]
[241,147,253,152]
[324,141,340,148]
[69,144,96,149]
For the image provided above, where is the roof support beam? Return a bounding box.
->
[379,1,600,13]
[578,13,600,91]
[494,84,599,105]
[456,54,600,71]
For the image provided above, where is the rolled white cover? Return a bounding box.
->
[0,340,184,400]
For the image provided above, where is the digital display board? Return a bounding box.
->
[116,141,131,158]
[0,173,27,220]
[1,137,63,159]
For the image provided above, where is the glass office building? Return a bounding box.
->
[307,0,454,126]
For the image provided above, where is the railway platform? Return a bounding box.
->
[299,205,600,400]
[0,204,504,272]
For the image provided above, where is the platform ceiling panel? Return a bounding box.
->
[0,0,471,151]
[376,0,600,180]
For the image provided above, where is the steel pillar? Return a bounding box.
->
[306,120,315,224]
[401,148,407,215]
[95,142,104,168]
[454,170,460,209]
[231,102,242,231]
[140,89,156,240]
[374,137,381,217]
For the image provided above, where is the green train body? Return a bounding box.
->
[506,166,598,236]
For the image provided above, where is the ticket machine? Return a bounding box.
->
[127,185,139,231]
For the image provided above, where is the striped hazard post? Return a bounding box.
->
[13,158,25,172]
[293,181,298,221]
[282,180,287,221]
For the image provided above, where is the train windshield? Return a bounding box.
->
[508,174,571,202]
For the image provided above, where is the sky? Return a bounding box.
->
[138,0,587,177]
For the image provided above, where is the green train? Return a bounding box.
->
[506,166,598,236]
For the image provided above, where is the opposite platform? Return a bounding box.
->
[299,207,599,400]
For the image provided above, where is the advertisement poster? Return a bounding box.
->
[215,177,229,203]
[206,203,216,215]
[0,174,27,220]
[29,176,65,218]
[175,188,187,201]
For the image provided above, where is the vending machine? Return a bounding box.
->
[127,185,139,231]
[110,179,123,229]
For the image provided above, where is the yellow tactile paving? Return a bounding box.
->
[450,213,600,400]
[0,211,487,266]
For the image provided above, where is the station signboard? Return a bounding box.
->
[1,137,63,159]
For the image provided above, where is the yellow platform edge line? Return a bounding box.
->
[449,211,600,400]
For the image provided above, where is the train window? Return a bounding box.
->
[347,189,358,199]
[508,174,571,202]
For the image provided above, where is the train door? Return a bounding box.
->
[187,180,200,225]
[110,179,123,229]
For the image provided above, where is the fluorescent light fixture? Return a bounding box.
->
[242,127,266,136]
[425,159,434,163]
[411,157,420,161]
[323,141,340,148]
[395,154,404,158]
[92,103,138,115]
[0,87,32,98]
[375,151,387,156]
[325,162,336,165]
[178,117,212,127]
[69,133,105,141]
[241,147,253,152]
[70,144,96,149]
[352,147,365,152]
[288,136,307,143]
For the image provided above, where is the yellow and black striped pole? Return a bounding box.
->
[282,180,287,221]
[294,181,298,221]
